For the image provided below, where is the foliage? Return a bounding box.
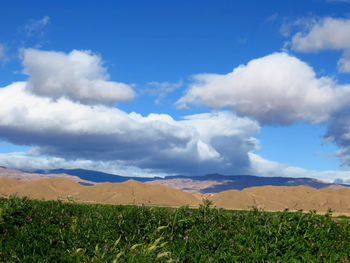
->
[1,196,350,262]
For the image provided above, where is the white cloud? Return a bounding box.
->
[2,149,350,183]
[4,46,350,180]
[280,17,317,38]
[0,82,259,175]
[290,17,350,73]
[177,52,346,125]
[181,112,259,165]
[291,17,350,52]
[249,153,350,183]
[0,151,153,177]
[176,52,350,168]
[22,49,135,105]
[24,16,50,36]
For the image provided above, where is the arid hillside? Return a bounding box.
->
[2,177,350,215]
[209,185,350,214]
[0,178,201,207]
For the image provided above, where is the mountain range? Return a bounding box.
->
[23,168,347,194]
[2,167,350,214]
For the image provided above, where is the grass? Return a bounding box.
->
[1,196,350,262]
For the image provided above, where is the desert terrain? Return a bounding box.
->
[1,176,350,216]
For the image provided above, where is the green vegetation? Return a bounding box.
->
[1,196,350,262]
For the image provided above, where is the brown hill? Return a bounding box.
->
[0,177,27,195]
[75,179,202,206]
[0,178,201,207]
[0,178,85,200]
[209,185,350,214]
[2,178,350,215]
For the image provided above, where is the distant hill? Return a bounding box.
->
[0,177,201,207]
[2,177,350,215]
[0,167,95,185]
[163,174,339,192]
[28,168,157,183]
[2,167,350,214]
[23,168,348,193]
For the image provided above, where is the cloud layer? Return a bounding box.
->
[249,153,350,183]
[0,81,259,175]
[177,52,347,125]
[22,49,135,105]
[2,47,350,182]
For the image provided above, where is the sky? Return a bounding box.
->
[1,0,350,183]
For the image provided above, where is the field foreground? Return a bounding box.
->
[1,196,350,262]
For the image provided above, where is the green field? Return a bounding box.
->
[1,196,350,262]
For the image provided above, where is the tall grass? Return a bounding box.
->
[1,196,350,262]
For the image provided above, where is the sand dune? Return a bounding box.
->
[2,178,350,215]
[77,180,202,206]
[209,185,350,214]
[0,178,201,207]
[0,178,85,200]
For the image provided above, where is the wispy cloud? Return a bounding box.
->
[23,16,50,37]
[0,44,5,62]
[145,81,182,104]
[265,13,278,23]
[279,17,317,38]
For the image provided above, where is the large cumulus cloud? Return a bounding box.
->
[177,51,350,172]
[0,81,259,175]
[22,49,135,105]
[177,52,348,125]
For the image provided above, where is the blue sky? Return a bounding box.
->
[1,0,350,182]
